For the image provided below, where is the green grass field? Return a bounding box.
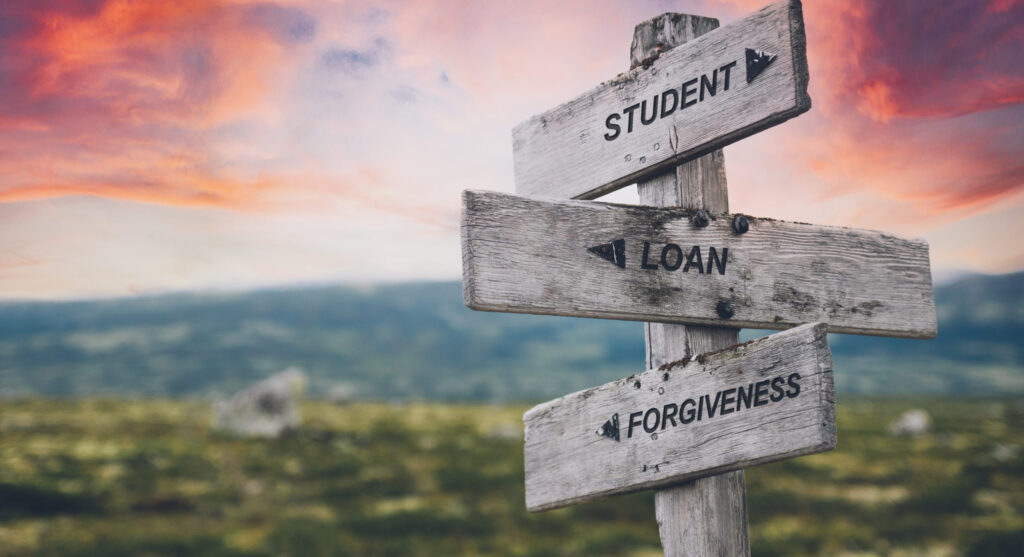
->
[1,398,1021,556]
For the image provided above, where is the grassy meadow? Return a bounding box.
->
[0,398,1021,557]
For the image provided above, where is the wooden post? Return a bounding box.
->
[631,14,751,556]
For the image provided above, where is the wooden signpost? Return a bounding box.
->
[524,322,835,512]
[459,1,936,554]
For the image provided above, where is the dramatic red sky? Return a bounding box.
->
[0,0,1021,298]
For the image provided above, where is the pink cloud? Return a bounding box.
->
[0,0,315,207]
[1,0,1021,233]
[736,0,1024,223]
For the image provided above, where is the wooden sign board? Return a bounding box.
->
[462,190,937,339]
[523,322,835,512]
[512,0,809,200]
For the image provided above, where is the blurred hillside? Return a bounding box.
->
[0,272,1020,400]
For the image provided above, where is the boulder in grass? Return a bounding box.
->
[326,382,357,405]
[212,367,307,438]
[888,409,931,436]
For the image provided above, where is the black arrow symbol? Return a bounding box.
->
[588,239,625,268]
[596,413,620,442]
[745,48,777,83]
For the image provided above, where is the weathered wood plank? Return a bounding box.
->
[461,190,937,339]
[512,0,810,200]
[523,322,836,512]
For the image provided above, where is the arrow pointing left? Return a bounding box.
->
[588,239,626,268]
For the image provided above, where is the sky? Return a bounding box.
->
[0,0,1021,300]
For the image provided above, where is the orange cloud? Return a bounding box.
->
[1,0,1021,225]
[0,0,315,207]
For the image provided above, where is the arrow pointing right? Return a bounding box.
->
[745,48,777,83]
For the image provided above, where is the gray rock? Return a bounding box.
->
[991,444,1019,462]
[326,383,357,405]
[888,409,931,436]
[212,367,307,438]
[488,422,522,441]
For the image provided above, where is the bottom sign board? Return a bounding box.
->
[523,322,836,512]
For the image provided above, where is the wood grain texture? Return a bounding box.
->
[461,190,937,339]
[655,472,750,555]
[523,322,836,512]
[512,0,810,200]
[629,13,721,70]
[638,150,729,214]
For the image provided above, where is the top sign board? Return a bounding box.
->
[512,0,809,200]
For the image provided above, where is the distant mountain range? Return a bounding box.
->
[1,272,1021,400]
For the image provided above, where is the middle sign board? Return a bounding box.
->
[462,190,937,339]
